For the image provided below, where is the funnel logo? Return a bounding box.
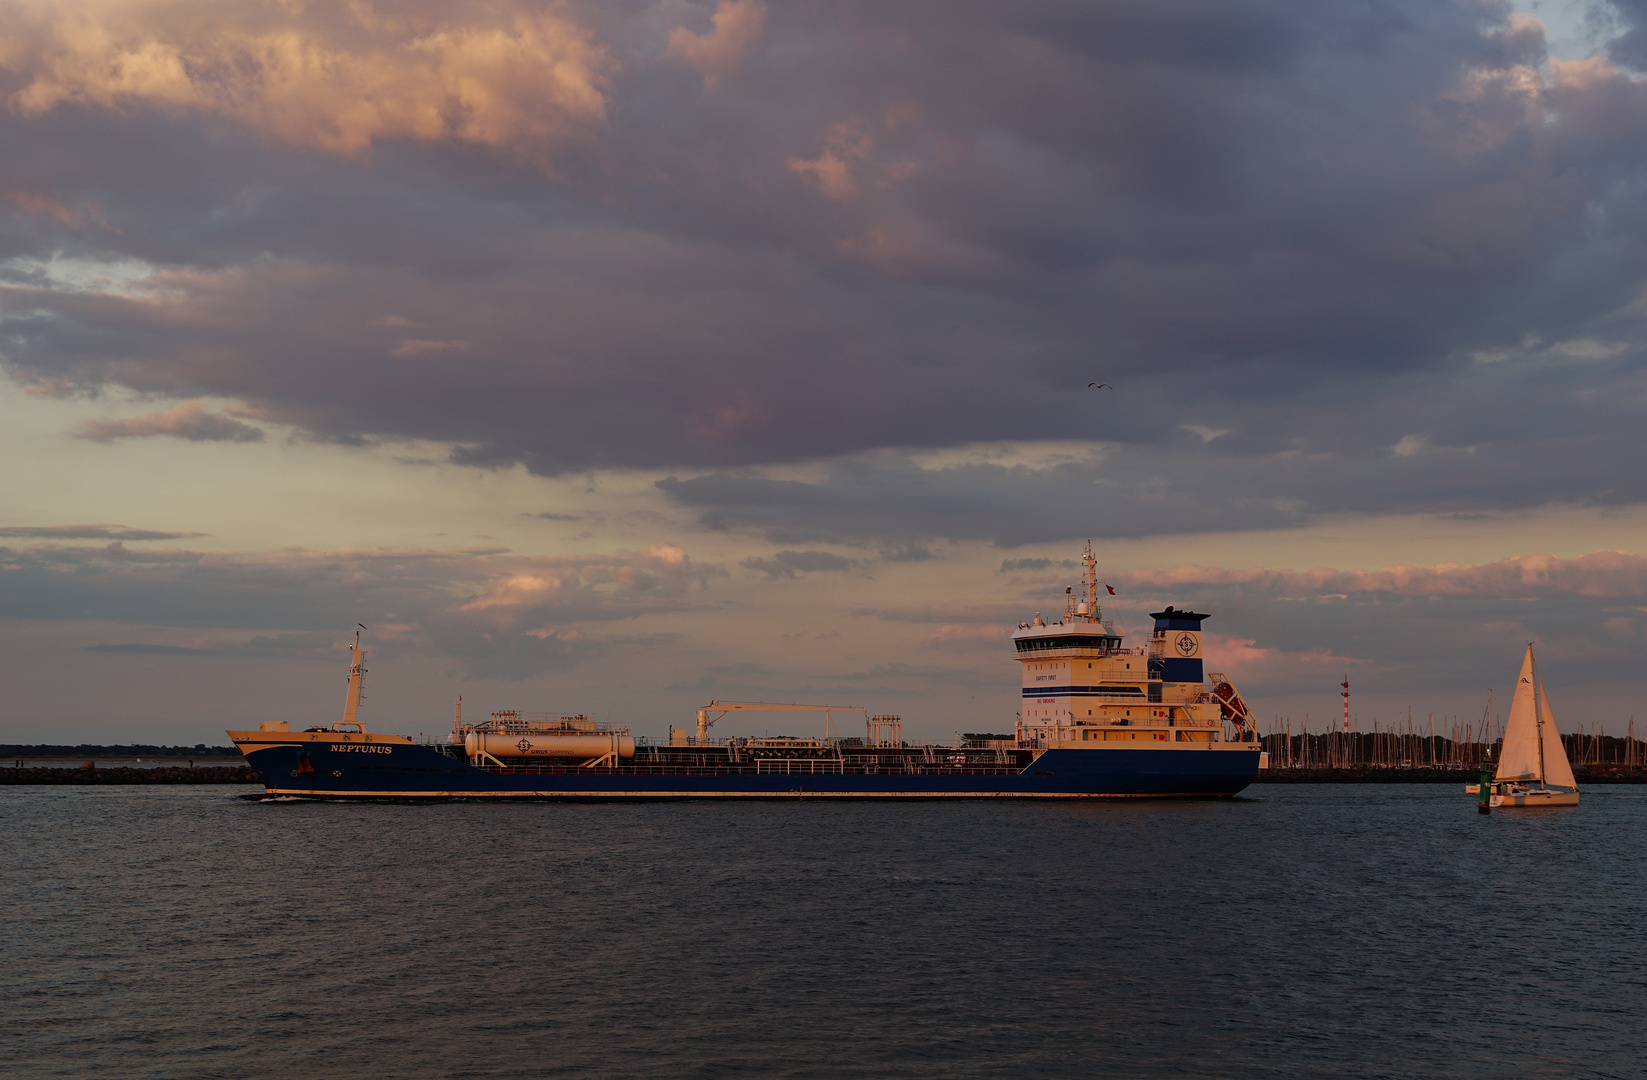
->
[1175,632,1199,657]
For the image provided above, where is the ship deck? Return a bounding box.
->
[464,745,1037,777]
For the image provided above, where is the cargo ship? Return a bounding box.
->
[228,544,1265,799]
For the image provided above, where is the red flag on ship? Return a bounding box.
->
[1106,584,1115,595]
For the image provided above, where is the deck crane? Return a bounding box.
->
[692,700,864,744]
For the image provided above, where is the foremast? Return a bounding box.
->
[341,625,368,732]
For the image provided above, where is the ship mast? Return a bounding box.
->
[1082,540,1100,624]
[1531,645,1546,784]
[342,625,368,730]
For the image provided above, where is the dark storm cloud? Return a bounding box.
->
[1000,558,1077,573]
[738,549,854,578]
[5,0,1647,532]
[1606,0,1647,66]
[660,339,1647,546]
[85,631,333,656]
[0,524,204,540]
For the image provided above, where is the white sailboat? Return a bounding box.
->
[1488,644,1579,807]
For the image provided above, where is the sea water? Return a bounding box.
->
[4,785,1643,1079]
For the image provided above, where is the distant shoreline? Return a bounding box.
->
[1,766,258,785]
[1,744,242,759]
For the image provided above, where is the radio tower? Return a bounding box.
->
[1341,676,1350,735]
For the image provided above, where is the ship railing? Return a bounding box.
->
[1015,645,1148,658]
[474,761,1029,777]
[755,758,844,774]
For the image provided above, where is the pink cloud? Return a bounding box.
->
[1119,551,1647,601]
[76,401,265,443]
[4,0,612,168]
[788,119,873,199]
[2,189,80,226]
[391,338,470,358]
[1200,633,1373,678]
[666,0,766,86]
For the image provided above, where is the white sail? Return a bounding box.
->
[1494,645,1577,790]
[1495,647,1542,782]
[1535,672,1577,789]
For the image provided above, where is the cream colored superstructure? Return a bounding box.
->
[1012,542,1252,753]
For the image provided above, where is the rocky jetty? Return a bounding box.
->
[1,765,258,785]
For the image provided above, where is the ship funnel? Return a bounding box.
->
[1150,606,1210,686]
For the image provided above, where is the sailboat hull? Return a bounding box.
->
[1489,788,1579,807]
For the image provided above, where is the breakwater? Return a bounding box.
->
[1256,766,1647,783]
[1,743,242,759]
[1,766,258,785]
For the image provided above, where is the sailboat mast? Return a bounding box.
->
[1531,646,1546,784]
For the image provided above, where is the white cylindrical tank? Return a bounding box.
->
[465,731,635,760]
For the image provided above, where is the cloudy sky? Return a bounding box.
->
[5,0,1647,745]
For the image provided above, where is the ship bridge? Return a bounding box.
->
[1013,543,1233,749]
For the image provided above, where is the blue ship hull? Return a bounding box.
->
[242,741,1260,800]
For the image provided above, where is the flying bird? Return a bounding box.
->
[1088,382,1112,389]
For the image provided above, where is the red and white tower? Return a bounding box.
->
[1341,676,1350,735]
